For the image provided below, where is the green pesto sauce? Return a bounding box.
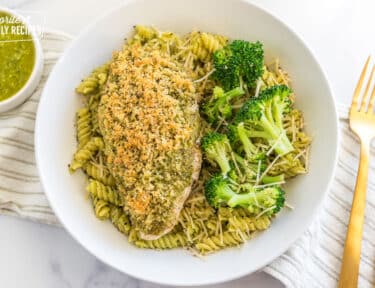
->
[0,11,35,101]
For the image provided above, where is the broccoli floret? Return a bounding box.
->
[233,152,284,184]
[233,152,266,180]
[233,85,294,156]
[205,175,285,215]
[228,168,240,182]
[229,122,265,161]
[212,40,264,91]
[204,175,236,208]
[201,132,233,175]
[203,86,245,124]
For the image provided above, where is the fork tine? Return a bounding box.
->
[367,84,375,113]
[360,64,375,112]
[352,56,371,111]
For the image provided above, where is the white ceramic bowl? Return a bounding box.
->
[0,8,43,113]
[35,0,339,285]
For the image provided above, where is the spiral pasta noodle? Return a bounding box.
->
[87,180,123,206]
[134,232,188,249]
[201,32,227,53]
[134,25,158,42]
[70,137,104,171]
[269,152,308,177]
[190,31,227,62]
[92,196,111,220]
[220,206,254,218]
[227,215,271,233]
[83,162,116,186]
[88,94,101,133]
[76,63,109,95]
[76,108,91,148]
[110,206,131,236]
[195,231,247,254]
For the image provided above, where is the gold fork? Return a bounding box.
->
[339,56,375,287]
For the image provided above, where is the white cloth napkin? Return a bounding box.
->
[1,30,374,288]
[265,105,375,288]
[0,30,71,225]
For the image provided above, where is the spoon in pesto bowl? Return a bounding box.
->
[0,7,43,113]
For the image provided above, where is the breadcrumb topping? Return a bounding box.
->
[98,41,200,236]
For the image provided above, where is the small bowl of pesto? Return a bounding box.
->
[0,8,43,113]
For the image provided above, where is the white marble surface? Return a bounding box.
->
[0,0,375,287]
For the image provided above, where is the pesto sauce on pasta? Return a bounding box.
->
[69,25,311,254]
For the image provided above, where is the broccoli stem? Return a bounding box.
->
[205,175,285,215]
[260,115,294,156]
[262,174,285,184]
[204,86,245,124]
[242,127,271,139]
[218,184,237,204]
[233,152,245,165]
[278,134,294,156]
[273,101,284,128]
[225,87,245,100]
[227,191,256,207]
[260,115,280,140]
[237,123,257,159]
[216,145,232,175]
[232,152,258,178]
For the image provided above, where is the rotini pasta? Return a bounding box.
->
[218,207,253,219]
[134,25,158,42]
[70,137,104,171]
[76,63,109,95]
[92,196,111,220]
[190,31,227,62]
[76,107,91,148]
[83,162,116,186]
[227,215,271,233]
[110,205,131,236]
[134,232,188,249]
[87,179,123,206]
[195,231,248,254]
[87,93,101,133]
[201,32,227,53]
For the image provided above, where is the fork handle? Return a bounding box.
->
[338,141,370,288]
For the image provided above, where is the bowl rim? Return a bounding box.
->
[0,7,44,113]
[35,0,339,285]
